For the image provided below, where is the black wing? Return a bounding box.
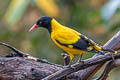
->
[55,34,94,51]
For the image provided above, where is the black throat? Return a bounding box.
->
[44,23,52,34]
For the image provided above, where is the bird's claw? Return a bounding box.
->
[77,60,84,64]
[63,65,76,71]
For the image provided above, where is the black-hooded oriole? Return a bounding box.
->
[29,16,117,66]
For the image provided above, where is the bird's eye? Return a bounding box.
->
[40,21,42,24]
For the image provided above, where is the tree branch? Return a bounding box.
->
[0,57,63,80]
[95,59,120,80]
[42,50,120,80]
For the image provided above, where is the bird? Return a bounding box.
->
[29,16,117,67]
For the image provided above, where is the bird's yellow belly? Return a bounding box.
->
[53,39,85,55]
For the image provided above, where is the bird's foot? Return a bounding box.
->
[63,65,76,71]
[63,61,75,71]
[77,60,84,65]
[77,56,84,64]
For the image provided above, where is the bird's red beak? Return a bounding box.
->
[29,24,39,32]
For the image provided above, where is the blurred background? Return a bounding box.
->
[0,0,120,79]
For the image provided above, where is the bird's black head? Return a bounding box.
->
[36,16,52,28]
[29,16,52,33]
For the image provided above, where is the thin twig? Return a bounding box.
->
[0,42,29,57]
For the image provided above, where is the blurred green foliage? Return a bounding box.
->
[0,0,120,79]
